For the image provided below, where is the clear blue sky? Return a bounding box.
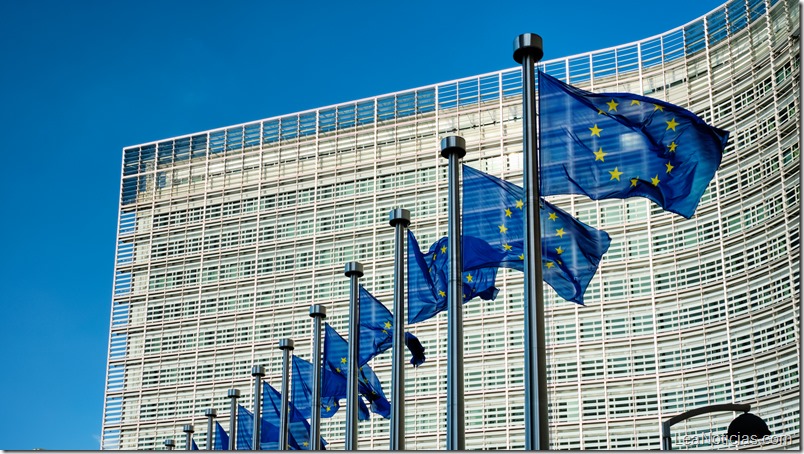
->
[0,0,727,449]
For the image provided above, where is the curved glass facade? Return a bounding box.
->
[102,0,799,449]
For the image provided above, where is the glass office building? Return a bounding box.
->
[101,0,799,449]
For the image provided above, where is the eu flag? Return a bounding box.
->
[213,421,229,450]
[236,404,292,450]
[462,165,611,304]
[407,229,500,324]
[291,355,343,419]
[358,285,426,367]
[263,382,326,450]
[191,440,199,450]
[538,71,729,219]
[323,323,391,419]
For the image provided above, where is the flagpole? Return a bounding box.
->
[344,261,364,450]
[513,33,549,450]
[227,388,241,450]
[164,439,175,450]
[204,408,216,450]
[183,424,194,450]
[278,339,295,450]
[251,365,265,450]
[309,304,327,450]
[441,136,466,450]
[389,208,411,450]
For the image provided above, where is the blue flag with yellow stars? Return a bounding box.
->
[359,285,426,367]
[236,404,292,451]
[538,70,729,219]
[263,382,326,450]
[213,421,229,450]
[462,165,611,304]
[323,323,390,419]
[291,355,344,419]
[407,230,500,324]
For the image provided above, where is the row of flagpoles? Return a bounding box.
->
[156,32,728,451]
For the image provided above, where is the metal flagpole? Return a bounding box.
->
[389,208,411,450]
[309,304,327,450]
[513,33,549,450]
[344,261,364,450]
[183,424,194,450]
[204,408,217,450]
[252,365,266,450]
[278,339,295,450]
[227,388,241,450]
[164,439,175,450]
[441,136,466,450]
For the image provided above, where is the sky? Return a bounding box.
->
[0,0,730,450]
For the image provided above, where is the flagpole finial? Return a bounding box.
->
[278,338,295,350]
[344,261,364,278]
[227,388,241,399]
[204,408,217,417]
[310,304,327,318]
[251,365,265,377]
[183,424,194,433]
[513,33,543,64]
[164,439,175,450]
[440,136,466,159]
[389,208,411,227]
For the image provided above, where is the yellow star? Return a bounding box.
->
[606,99,618,111]
[667,141,678,152]
[665,162,674,174]
[499,224,508,234]
[654,104,664,111]
[593,147,607,162]
[384,321,392,329]
[548,212,558,221]
[438,290,446,297]
[555,228,566,238]
[515,199,524,209]
[432,253,437,261]
[609,167,623,181]
[651,175,660,186]
[666,118,679,131]
[556,246,564,255]
[503,243,513,251]
[303,442,309,447]
[631,100,641,106]
[518,254,525,260]
[465,274,473,283]
[340,357,347,364]
[630,177,639,187]
[589,124,602,137]
[335,367,341,373]
[504,208,512,218]
[325,405,331,412]
[597,108,605,115]
[441,245,447,254]
[546,261,555,269]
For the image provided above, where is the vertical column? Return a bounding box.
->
[278,339,295,450]
[252,365,266,450]
[512,33,548,450]
[227,389,241,450]
[182,424,194,450]
[309,304,328,450]
[204,408,217,450]
[389,208,411,450]
[440,136,466,450]
[344,261,364,450]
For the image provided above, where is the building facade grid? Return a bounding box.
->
[102,0,799,449]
